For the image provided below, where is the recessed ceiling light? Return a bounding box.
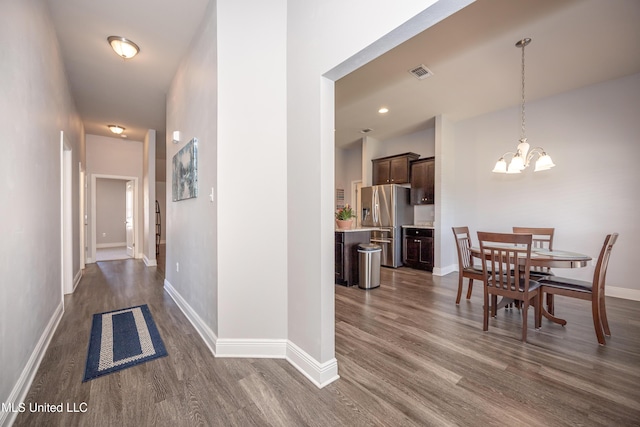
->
[360,128,373,134]
[378,107,389,114]
[107,36,140,59]
[108,125,125,135]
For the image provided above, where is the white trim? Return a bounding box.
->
[286,341,340,389]
[96,242,127,249]
[433,264,456,277]
[163,279,218,355]
[143,255,157,267]
[72,269,82,293]
[0,302,63,427]
[216,339,287,358]
[607,286,640,302]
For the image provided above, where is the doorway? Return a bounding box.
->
[90,175,138,263]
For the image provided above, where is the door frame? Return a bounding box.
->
[90,174,139,263]
[60,131,73,297]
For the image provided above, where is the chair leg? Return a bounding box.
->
[546,293,554,315]
[521,300,529,342]
[456,274,463,304]
[591,296,606,345]
[483,289,489,332]
[466,279,473,300]
[535,292,541,329]
[491,295,497,318]
[599,293,611,336]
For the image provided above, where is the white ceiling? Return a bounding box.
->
[335,0,640,148]
[47,0,640,155]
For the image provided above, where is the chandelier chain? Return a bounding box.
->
[521,40,526,140]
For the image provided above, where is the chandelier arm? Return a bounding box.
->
[524,147,547,166]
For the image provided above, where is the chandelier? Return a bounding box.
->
[492,38,555,174]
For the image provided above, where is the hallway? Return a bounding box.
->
[13,260,326,426]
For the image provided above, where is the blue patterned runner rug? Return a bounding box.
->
[83,304,168,382]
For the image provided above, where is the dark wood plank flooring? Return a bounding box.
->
[13,262,640,426]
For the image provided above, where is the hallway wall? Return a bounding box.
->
[0,0,84,420]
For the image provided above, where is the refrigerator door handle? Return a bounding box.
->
[371,238,391,244]
[373,188,379,225]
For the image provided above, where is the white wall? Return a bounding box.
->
[335,144,363,208]
[452,72,640,297]
[86,134,143,261]
[166,0,220,337]
[96,179,126,245]
[0,0,84,422]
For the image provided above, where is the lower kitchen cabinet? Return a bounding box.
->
[335,230,371,286]
[402,228,434,272]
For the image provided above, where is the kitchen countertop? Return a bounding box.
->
[402,224,435,229]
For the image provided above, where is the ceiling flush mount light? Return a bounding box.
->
[378,107,389,114]
[108,125,125,135]
[492,38,555,174]
[107,36,140,59]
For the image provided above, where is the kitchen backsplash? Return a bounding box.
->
[414,204,435,225]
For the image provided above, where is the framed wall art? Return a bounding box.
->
[172,137,198,201]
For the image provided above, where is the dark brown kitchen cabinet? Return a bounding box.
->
[403,228,434,271]
[335,230,371,286]
[410,157,435,205]
[372,152,420,185]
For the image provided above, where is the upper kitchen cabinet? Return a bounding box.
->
[372,152,419,185]
[410,157,435,205]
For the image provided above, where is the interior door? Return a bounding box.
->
[125,180,134,257]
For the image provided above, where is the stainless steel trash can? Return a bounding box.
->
[358,243,381,289]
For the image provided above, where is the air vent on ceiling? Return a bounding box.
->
[360,128,374,134]
[409,64,434,80]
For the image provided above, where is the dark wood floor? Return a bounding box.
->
[14,262,640,426]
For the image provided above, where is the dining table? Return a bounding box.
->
[470,246,592,325]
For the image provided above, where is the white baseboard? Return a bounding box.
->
[433,264,456,277]
[163,279,218,356]
[143,255,157,267]
[72,268,82,293]
[286,341,339,389]
[0,302,63,427]
[163,279,338,388]
[216,339,287,358]
[96,242,127,248]
[607,286,640,301]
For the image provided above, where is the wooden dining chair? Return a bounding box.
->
[513,227,555,310]
[452,227,484,304]
[539,233,619,345]
[512,227,555,277]
[477,232,542,342]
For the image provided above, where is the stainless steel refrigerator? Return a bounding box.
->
[361,185,413,268]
